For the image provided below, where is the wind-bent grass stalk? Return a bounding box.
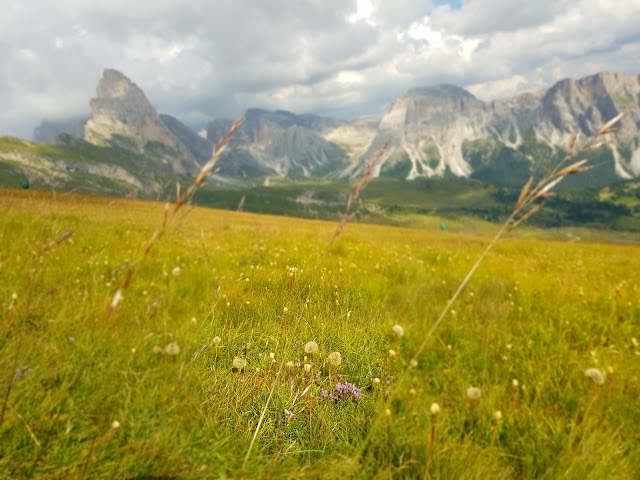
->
[325,142,389,253]
[350,112,628,463]
[107,117,243,317]
[410,111,627,362]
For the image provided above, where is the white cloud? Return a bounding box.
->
[0,0,639,138]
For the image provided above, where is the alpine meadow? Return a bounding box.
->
[2,114,640,478]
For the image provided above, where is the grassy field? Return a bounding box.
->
[1,187,639,479]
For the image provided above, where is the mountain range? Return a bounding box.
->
[2,69,640,199]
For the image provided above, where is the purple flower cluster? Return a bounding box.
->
[320,382,362,403]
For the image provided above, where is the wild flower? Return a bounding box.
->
[584,368,606,385]
[304,341,319,354]
[466,387,482,400]
[232,357,247,371]
[389,349,397,358]
[165,342,180,356]
[284,409,294,419]
[15,365,32,380]
[212,336,222,346]
[430,403,441,416]
[286,361,296,369]
[392,324,404,337]
[326,351,342,367]
[172,267,181,277]
[409,359,418,368]
[111,420,121,430]
[372,377,381,385]
[328,382,363,402]
[304,363,312,373]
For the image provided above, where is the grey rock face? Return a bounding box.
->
[84,69,197,173]
[207,109,348,178]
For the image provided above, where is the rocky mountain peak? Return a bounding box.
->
[84,68,196,173]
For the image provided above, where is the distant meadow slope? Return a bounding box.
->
[1,188,640,478]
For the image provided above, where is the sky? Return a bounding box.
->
[2,0,640,138]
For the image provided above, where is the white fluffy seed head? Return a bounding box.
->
[212,336,222,346]
[372,377,381,385]
[466,387,482,400]
[430,403,441,416]
[392,324,404,337]
[326,351,342,367]
[232,357,247,370]
[584,368,606,385]
[165,342,180,356]
[304,341,319,354]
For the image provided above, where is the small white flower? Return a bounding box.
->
[11,292,18,300]
[172,267,182,277]
[303,363,312,373]
[165,342,180,356]
[326,351,342,367]
[466,387,482,400]
[388,349,397,358]
[111,420,121,430]
[286,361,296,368]
[430,403,441,416]
[392,324,404,337]
[304,341,319,354]
[283,306,288,313]
[269,352,276,360]
[372,377,381,385]
[584,368,606,385]
[409,359,418,368]
[512,379,519,389]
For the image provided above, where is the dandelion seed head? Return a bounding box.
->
[304,341,319,354]
[172,267,181,277]
[466,387,482,400]
[165,342,180,356]
[326,351,342,367]
[584,368,606,385]
[372,377,381,385]
[212,336,222,346]
[493,410,503,424]
[232,357,247,371]
[392,324,404,337]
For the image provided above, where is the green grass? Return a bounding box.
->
[1,188,639,478]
